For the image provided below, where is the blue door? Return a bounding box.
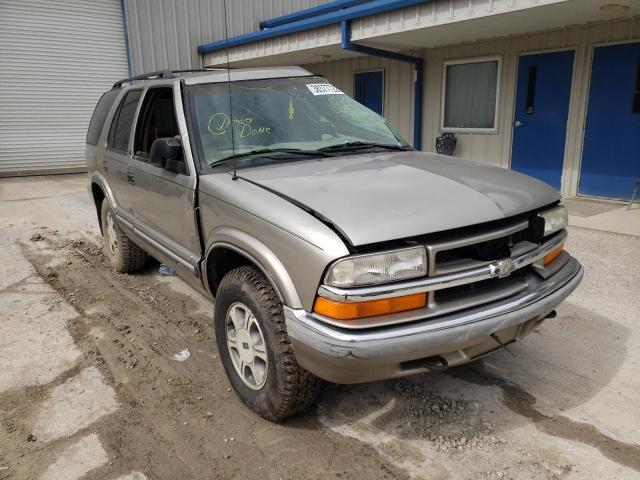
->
[354,70,383,115]
[580,43,640,199]
[511,51,575,190]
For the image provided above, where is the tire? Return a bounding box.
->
[100,199,146,273]
[214,265,322,421]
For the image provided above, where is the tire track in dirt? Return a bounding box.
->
[17,232,406,480]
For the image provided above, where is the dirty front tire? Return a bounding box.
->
[100,199,146,273]
[214,265,322,422]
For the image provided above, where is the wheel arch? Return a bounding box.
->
[91,182,106,233]
[204,228,303,309]
[89,173,118,234]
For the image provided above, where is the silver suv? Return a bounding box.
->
[86,67,583,421]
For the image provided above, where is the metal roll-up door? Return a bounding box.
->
[0,0,129,176]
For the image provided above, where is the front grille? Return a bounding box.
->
[424,219,539,315]
[428,274,528,318]
[436,236,510,263]
[427,220,533,276]
[434,277,500,301]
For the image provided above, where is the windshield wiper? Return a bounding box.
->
[317,141,411,153]
[213,148,331,166]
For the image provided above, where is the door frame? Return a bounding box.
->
[508,46,578,194]
[575,39,640,200]
[352,68,385,115]
[126,82,201,274]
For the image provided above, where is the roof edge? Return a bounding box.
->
[197,0,428,55]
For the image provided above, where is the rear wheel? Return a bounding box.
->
[100,199,146,273]
[214,265,322,421]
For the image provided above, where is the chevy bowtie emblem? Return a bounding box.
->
[489,259,517,278]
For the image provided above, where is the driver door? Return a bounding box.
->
[127,85,200,275]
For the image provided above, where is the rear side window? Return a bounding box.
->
[86,89,120,146]
[107,89,142,153]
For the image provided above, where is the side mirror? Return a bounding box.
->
[150,137,187,175]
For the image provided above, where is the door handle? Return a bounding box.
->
[103,159,108,172]
[126,172,135,185]
[514,120,524,128]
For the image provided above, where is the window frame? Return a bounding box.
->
[131,85,179,164]
[440,56,502,134]
[106,88,144,154]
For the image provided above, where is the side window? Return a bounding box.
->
[107,89,142,153]
[86,89,120,146]
[133,87,180,159]
[442,58,500,131]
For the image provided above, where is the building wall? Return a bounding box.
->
[201,0,586,68]
[306,17,640,196]
[124,0,332,74]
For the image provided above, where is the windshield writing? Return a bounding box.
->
[188,76,409,167]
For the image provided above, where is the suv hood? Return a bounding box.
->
[239,151,560,246]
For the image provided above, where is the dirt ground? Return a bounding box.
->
[1,174,639,480]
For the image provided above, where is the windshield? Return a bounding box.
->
[187,76,410,168]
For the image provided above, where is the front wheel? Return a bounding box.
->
[214,266,322,421]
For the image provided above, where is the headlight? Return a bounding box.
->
[538,205,568,236]
[324,246,427,287]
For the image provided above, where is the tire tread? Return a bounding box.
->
[222,266,322,421]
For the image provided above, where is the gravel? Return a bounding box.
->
[394,378,508,456]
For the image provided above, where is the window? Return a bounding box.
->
[187,76,408,168]
[442,58,500,132]
[86,89,120,146]
[133,87,179,159]
[107,89,142,153]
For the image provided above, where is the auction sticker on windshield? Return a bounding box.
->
[306,84,344,95]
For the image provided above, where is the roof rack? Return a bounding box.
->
[112,70,175,89]
[112,68,230,89]
[171,68,229,74]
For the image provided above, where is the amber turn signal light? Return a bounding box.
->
[543,245,564,266]
[313,292,427,320]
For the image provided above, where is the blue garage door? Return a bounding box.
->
[354,70,383,115]
[580,42,640,199]
[511,51,575,190]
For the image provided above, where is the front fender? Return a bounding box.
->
[204,226,303,308]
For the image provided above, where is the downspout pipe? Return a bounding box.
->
[120,0,133,76]
[340,20,423,150]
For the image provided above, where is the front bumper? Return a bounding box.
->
[285,256,583,384]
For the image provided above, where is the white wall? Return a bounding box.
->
[306,16,640,197]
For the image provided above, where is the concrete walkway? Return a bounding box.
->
[564,196,640,237]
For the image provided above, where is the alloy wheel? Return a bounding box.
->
[225,302,268,390]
